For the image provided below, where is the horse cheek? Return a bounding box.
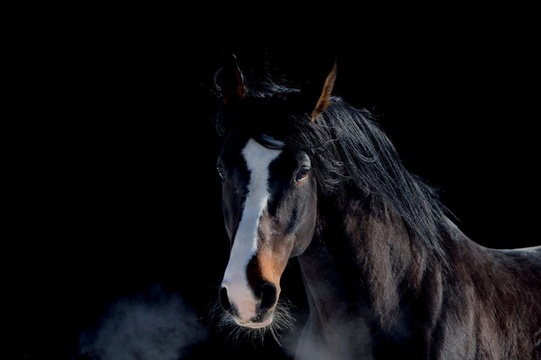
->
[290,189,317,257]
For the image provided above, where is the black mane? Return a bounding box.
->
[216,76,456,262]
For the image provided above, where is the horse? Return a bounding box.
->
[211,54,541,360]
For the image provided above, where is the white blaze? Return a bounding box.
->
[222,138,282,322]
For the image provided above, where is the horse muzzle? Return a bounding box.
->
[219,280,278,328]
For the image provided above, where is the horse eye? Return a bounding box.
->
[295,166,310,182]
[217,167,226,180]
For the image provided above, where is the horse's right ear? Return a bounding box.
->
[310,59,337,122]
[214,54,246,106]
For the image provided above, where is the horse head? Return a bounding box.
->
[214,54,336,329]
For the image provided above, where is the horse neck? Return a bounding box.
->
[297,194,445,328]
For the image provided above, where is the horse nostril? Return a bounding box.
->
[219,287,232,312]
[259,282,277,313]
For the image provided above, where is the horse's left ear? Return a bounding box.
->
[310,59,337,122]
[215,53,247,106]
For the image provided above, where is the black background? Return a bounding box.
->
[4,6,539,359]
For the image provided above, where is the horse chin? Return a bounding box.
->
[233,312,274,329]
[236,316,273,329]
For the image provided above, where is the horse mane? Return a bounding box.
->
[215,72,457,265]
[314,99,457,260]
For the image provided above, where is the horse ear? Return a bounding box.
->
[215,54,246,106]
[310,59,337,122]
